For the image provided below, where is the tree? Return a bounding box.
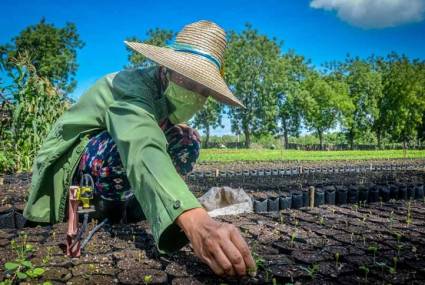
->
[300,72,353,149]
[378,53,425,150]
[0,18,84,94]
[126,28,175,68]
[192,97,223,148]
[224,24,281,148]
[275,51,310,148]
[335,57,383,149]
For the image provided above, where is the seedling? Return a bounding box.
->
[367,243,379,264]
[359,265,369,282]
[42,246,54,265]
[376,261,387,280]
[143,274,153,284]
[406,201,413,225]
[290,231,297,247]
[252,250,272,281]
[335,252,341,268]
[394,232,403,257]
[388,211,395,225]
[301,263,319,279]
[2,233,47,284]
[389,257,398,274]
[319,216,325,225]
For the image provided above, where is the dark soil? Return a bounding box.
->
[1,160,425,284]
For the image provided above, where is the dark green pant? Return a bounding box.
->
[91,194,146,224]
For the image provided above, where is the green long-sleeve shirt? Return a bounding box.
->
[23,66,202,253]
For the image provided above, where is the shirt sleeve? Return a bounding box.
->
[104,95,202,254]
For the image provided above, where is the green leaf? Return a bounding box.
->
[17,271,27,280]
[26,269,35,278]
[33,267,45,276]
[21,260,32,267]
[25,244,34,251]
[4,262,19,271]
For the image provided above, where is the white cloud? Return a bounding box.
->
[310,0,425,28]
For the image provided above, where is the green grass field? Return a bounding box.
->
[199,149,425,162]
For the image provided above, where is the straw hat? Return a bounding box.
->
[124,20,244,108]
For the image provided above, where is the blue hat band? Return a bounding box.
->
[168,43,221,70]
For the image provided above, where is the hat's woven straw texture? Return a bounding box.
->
[125,20,243,107]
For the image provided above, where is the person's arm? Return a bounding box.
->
[105,97,202,253]
[105,96,256,276]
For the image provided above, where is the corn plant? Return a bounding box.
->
[0,52,69,173]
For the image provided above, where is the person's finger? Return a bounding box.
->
[202,253,225,276]
[229,227,257,274]
[220,238,246,276]
[187,127,194,140]
[167,125,183,136]
[209,244,236,276]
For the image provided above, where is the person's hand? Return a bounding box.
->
[168,123,201,144]
[176,208,257,277]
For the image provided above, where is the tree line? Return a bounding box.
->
[1,19,425,172]
[127,24,425,150]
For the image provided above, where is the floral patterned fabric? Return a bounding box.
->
[71,123,200,201]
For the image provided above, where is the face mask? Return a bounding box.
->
[164,75,207,124]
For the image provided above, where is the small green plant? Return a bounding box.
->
[290,231,297,246]
[1,233,47,284]
[143,274,153,284]
[301,263,319,279]
[335,252,341,268]
[41,246,53,265]
[389,257,398,274]
[368,243,379,264]
[376,261,387,279]
[359,264,369,282]
[252,250,272,281]
[406,201,413,225]
[394,231,403,257]
[388,211,395,225]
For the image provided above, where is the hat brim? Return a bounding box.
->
[124,41,244,108]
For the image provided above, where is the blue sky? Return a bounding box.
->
[1,0,425,135]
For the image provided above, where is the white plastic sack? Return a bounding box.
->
[198,186,253,217]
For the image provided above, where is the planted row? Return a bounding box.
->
[188,163,422,180]
[252,182,425,212]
